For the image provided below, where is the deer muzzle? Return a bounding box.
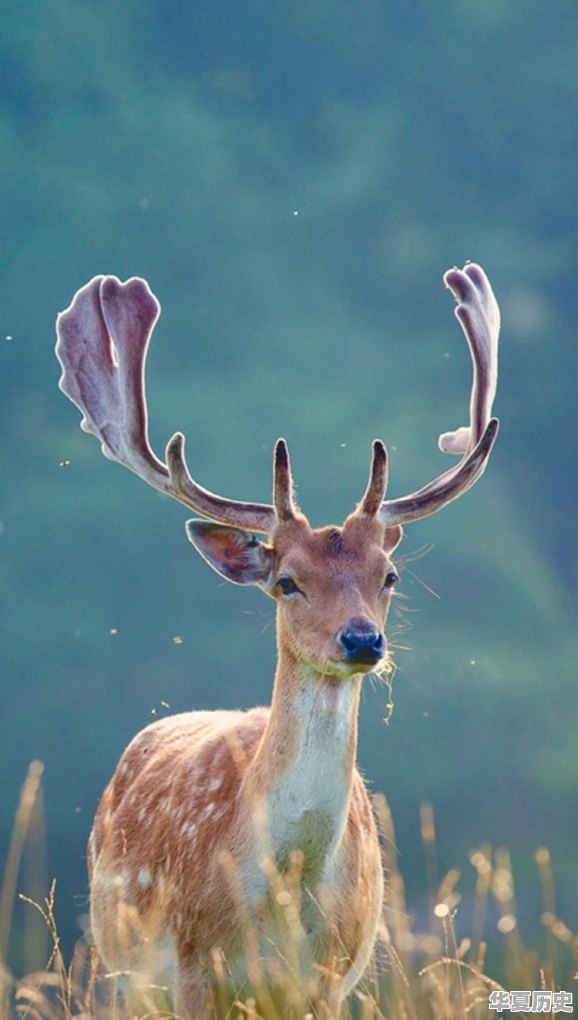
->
[338,617,385,667]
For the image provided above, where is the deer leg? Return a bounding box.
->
[174,961,213,1020]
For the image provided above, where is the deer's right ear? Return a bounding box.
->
[185,520,274,587]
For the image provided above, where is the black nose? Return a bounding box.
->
[339,618,385,664]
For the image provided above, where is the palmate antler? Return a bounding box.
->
[56,275,279,533]
[378,263,500,524]
[55,264,499,533]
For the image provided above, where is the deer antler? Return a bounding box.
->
[56,275,278,533]
[57,264,499,535]
[378,263,499,525]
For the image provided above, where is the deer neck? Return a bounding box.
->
[246,647,362,876]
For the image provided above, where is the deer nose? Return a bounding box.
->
[338,618,385,664]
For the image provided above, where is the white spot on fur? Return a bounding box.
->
[209,777,222,792]
[138,867,152,888]
[109,868,130,892]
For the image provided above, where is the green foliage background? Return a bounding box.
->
[1,0,577,965]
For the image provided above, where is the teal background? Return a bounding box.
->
[1,0,577,966]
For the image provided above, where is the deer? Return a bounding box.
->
[55,262,499,1018]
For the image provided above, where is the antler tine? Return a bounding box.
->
[380,263,500,526]
[273,438,297,522]
[56,276,277,534]
[357,440,388,517]
[166,432,277,532]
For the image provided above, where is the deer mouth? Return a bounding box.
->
[344,649,384,667]
[324,650,385,679]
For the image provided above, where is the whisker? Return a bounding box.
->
[398,542,436,565]
[403,563,441,600]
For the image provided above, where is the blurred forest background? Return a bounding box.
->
[1,0,577,977]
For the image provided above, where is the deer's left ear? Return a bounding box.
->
[383,524,403,555]
[185,520,274,586]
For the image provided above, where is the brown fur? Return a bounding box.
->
[89,514,400,1016]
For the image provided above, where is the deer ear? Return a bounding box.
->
[383,524,403,555]
[185,520,274,586]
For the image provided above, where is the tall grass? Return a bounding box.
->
[1,764,576,1019]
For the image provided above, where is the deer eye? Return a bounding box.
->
[277,576,301,597]
[383,571,399,590]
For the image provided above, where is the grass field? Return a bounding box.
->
[1,764,576,1019]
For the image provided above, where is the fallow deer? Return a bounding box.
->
[56,263,499,1017]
